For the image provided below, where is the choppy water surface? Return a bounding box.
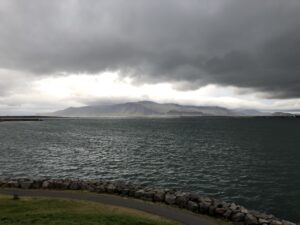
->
[0,117,299,221]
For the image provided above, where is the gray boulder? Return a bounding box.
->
[165,193,176,205]
[215,207,226,217]
[199,202,211,213]
[153,190,166,202]
[19,181,32,189]
[259,218,270,224]
[270,220,283,225]
[106,183,116,193]
[69,181,80,190]
[282,220,296,225]
[42,180,50,189]
[175,192,190,208]
[245,213,259,225]
[232,212,245,222]
[187,201,198,212]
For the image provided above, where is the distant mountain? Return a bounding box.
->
[45,101,242,117]
[272,112,296,117]
[234,109,270,116]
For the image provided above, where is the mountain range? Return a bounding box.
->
[45,101,271,117]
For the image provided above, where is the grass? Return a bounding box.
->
[0,195,180,225]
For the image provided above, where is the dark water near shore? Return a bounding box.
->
[0,117,299,221]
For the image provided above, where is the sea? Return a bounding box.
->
[0,117,299,222]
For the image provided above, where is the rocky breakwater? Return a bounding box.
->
[0,178,297,225]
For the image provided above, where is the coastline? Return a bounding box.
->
[0,178,297,225]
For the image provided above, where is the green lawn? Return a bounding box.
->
[0,195,180,225]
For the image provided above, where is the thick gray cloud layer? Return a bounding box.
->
[0,0,300,98]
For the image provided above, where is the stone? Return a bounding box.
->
[106,183,116,193]
[134,189,146,198]
[187,201,198,212]
[55,180,70,189]
[19,181,32,189]
[245,213,259,225]
[224,209,232,218]
[153,190,165,202]
[165,193,176,205]
[209,205,216,216]
[270,220,283,225]
[199,196,213,204]
[232,212,245,222]
[175,192,190,208]
[7,181,19,188]
[230,203,238,212]
[42,181,50,189]
[213,199,227,208]
[96,184,106,193]
[215,207,226,217]
[282,221,296,225]
[199,202,211,214]
[189,193,200,202]
[120,189,130,196]
[69,182,80,190]
[31,180,43,189]
[259,218,270,224]
[135,189,154,201]
[241,207,249,214]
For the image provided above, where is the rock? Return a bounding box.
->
[19,181,32,189]
[282,221,296,225]
[199,202,211,214]
[224,209,232,218]
[134,189,146,198]
[199,196,213,204]
[187,201,198,212]
[153,190,165,202]
[54,180,70,189]
[270,220,283,225]
[165,193,176,205]
[106,183,116,193]
[114,181,128,194]
[230,203,238,211]
[241,207,249,214]
[69,182,80,190]
[232,212,245,222]
[7,181,19,188]
[251,211,275,220]
[259,218,270,224]
[189,193,200,202]
[120,189,130,196]
[175,192,190,208]
[96,184,106,193]
[134,189,153,201]
[209,205,216,216]
[42,181,50,189]
[213,199,227,208]
[31,180,43,189]
[215,208,226,217]
[245,213,259,225]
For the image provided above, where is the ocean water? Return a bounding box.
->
[0,117,299,221]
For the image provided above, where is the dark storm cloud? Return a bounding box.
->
[0,0,300,98]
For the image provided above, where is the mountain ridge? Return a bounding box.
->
[44,101,253,117]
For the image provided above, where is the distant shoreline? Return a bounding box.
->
[0,116,60,122]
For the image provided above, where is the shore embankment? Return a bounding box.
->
[0,178,297,225]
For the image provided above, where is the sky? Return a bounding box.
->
[0,0,300,115]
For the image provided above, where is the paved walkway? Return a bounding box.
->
[0,188,217,225]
